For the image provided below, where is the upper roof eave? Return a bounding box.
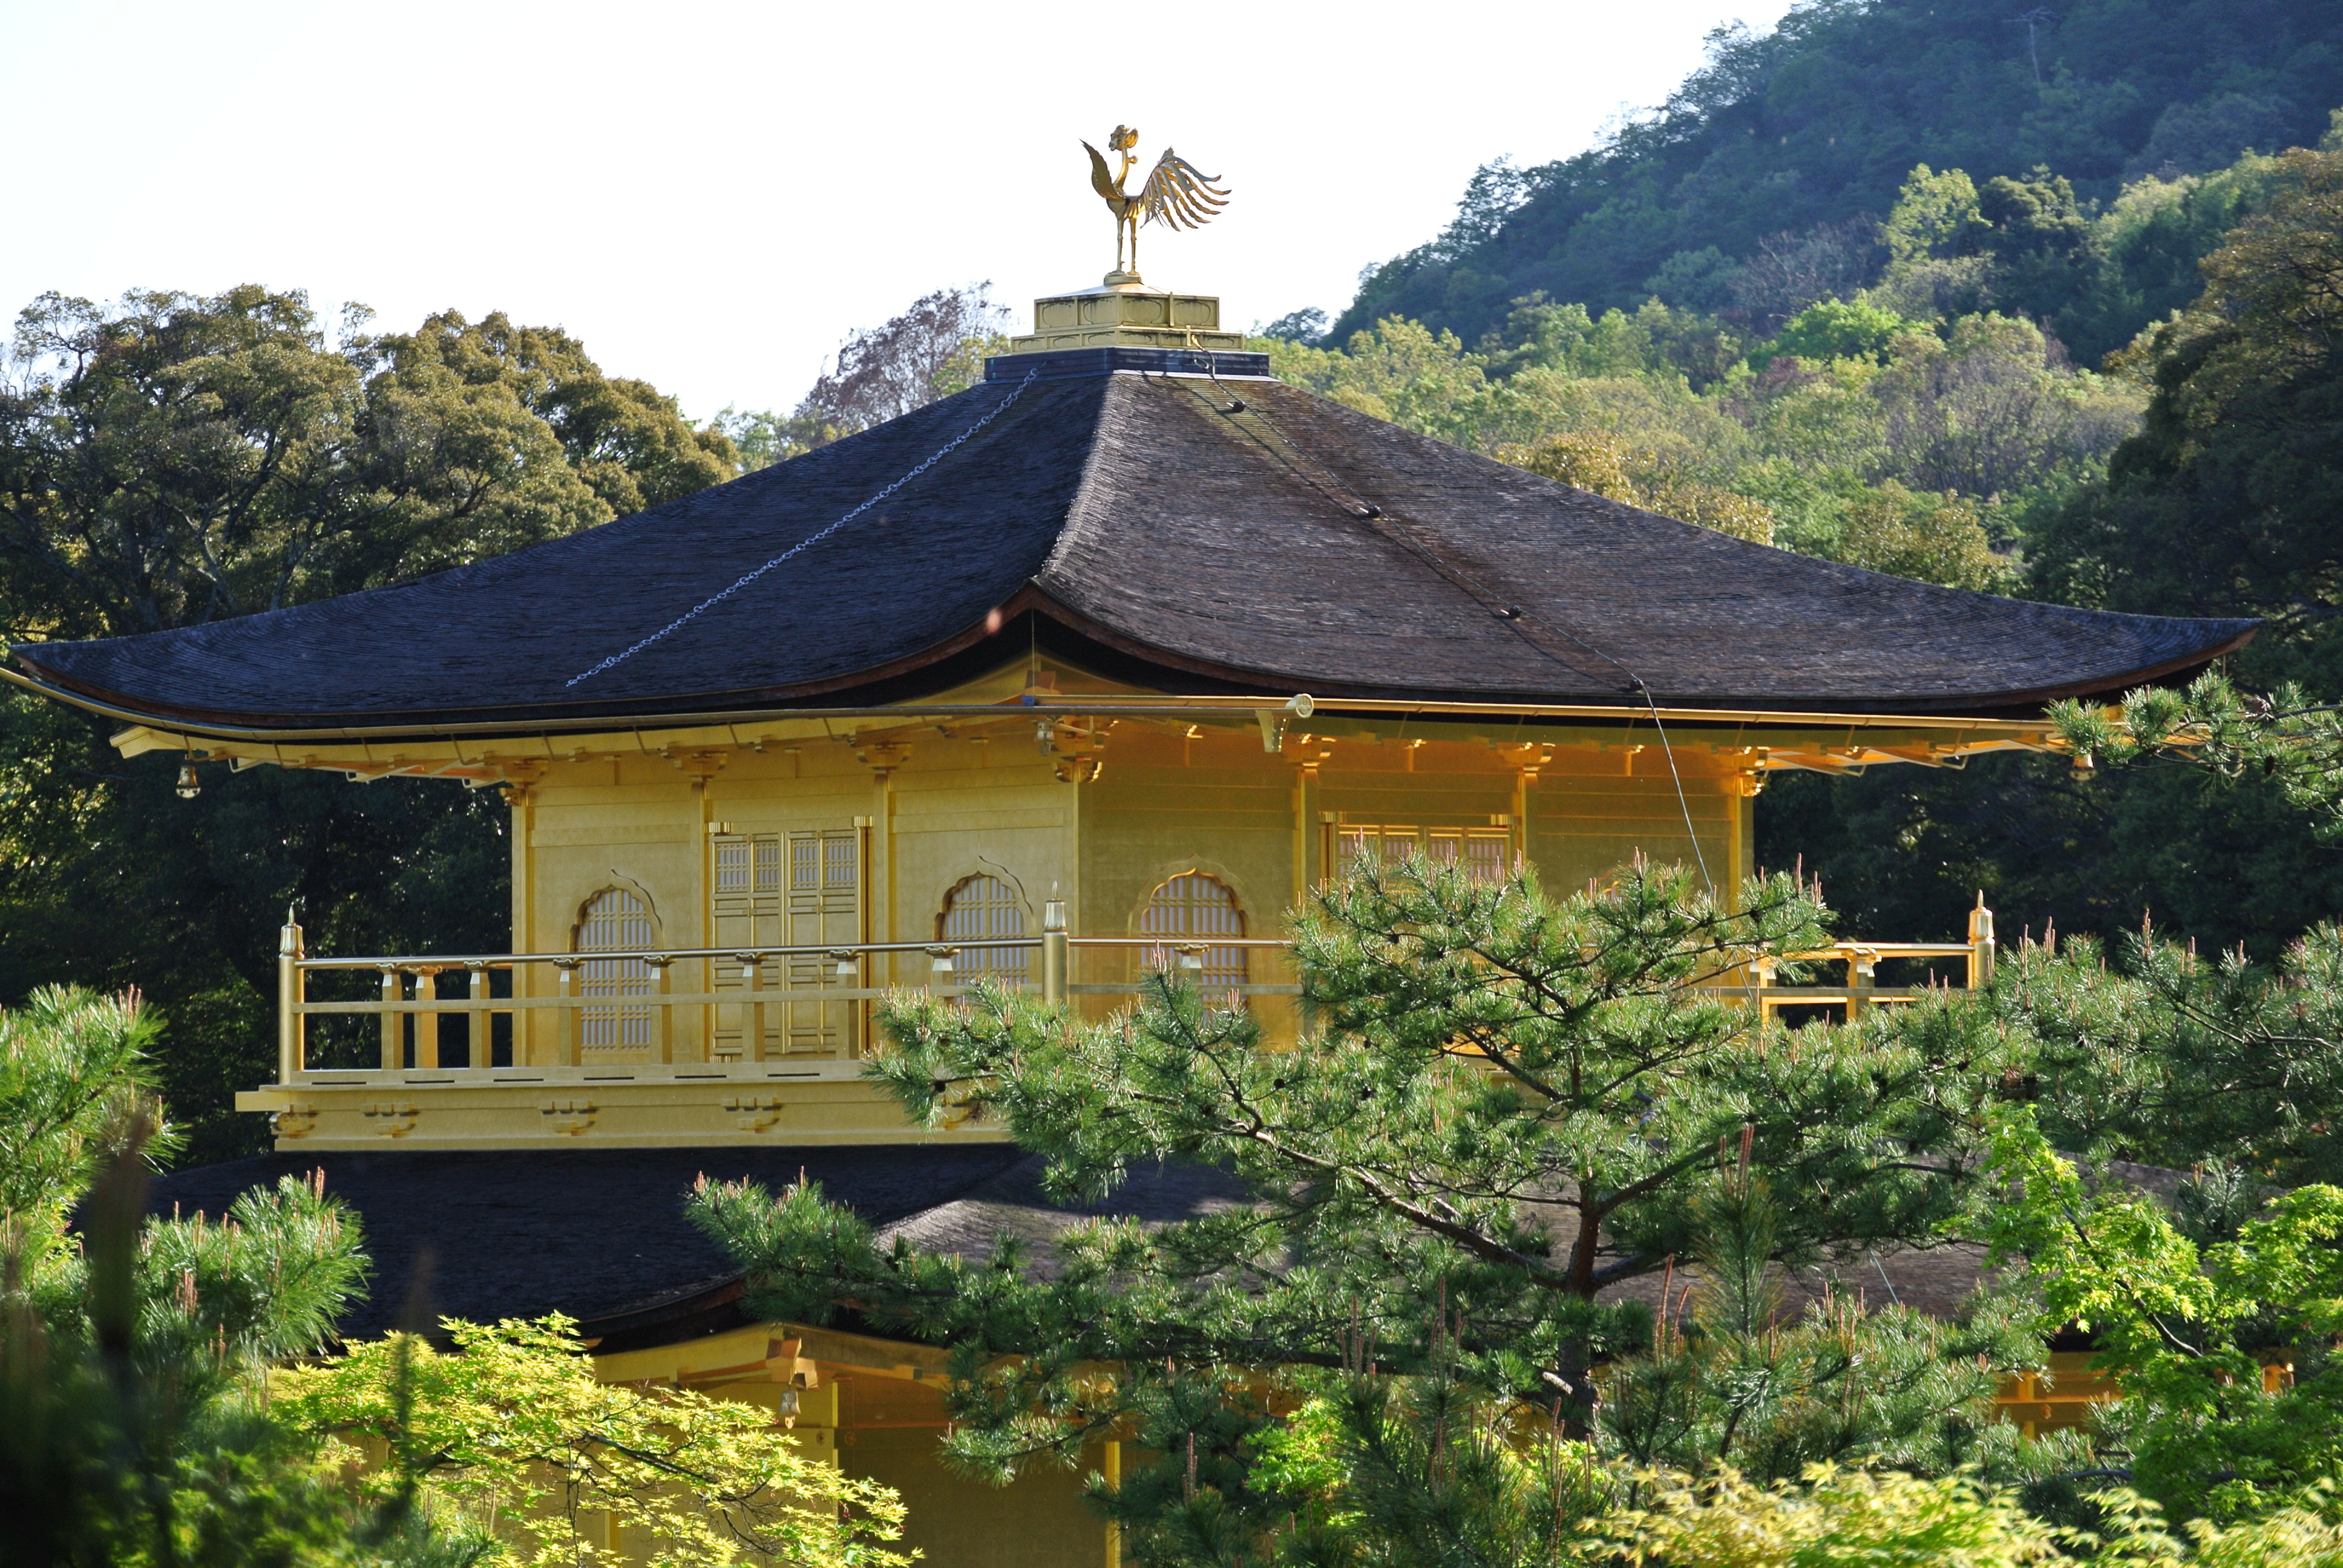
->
[7,579,2259,746]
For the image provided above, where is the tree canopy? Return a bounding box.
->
[1332,0,2341,356]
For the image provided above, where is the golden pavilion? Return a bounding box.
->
[8,219,2252,1562]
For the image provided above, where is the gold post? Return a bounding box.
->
[1968,893,1996,990]
[747,955,766,1063]
[654,958,675,1063]
[1103,1439,1121,1568]
[414,965,441,1070]
[555,959,579,1067]
[277,913,304,1082]
[1042,899,1068,1006]
[468,961,490,1068]
[379,967,401,1070]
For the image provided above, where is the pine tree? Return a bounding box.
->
[692,858,2034,1566]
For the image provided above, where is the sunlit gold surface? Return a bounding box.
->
[1080,123,1230,281]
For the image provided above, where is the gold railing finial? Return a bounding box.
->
[1082,126,1231,284]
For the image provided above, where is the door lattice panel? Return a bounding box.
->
[711,828,860,1059]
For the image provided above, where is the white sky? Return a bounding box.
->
[0,0,1793,420]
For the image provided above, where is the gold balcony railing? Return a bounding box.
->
[271,900,1312,1083]
[270,901,1996,1084]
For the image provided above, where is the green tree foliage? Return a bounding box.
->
[1600,1462,2343,1567]
[0,984,168,1266]
[0,287,739,1162]
[0,287,726,639]
[0,987,436,1566]
[1989,1113,2343,1522]
[360,310,735,524]
[1598,1158,2040,1485]
[2032,136,2343,690]
[1260,292,2117,577]
[1596,1465,2071,1568]
[1778,133,2343,973]
[277,1315,909,1568]
[1751,126,2343,972]
[1765,300,1920,365]
[1755,737,2343,970]
[1335,0,2343,353]
[688,859,2064,1566]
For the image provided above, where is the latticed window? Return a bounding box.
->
[1339,825,1510,882]
[577,889,655,1053]
[1140,872,1248,995]
[1336,826,1417,875]
[715,836,782,896]
[939,874,1030,984]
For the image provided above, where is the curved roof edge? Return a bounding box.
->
[6,594,2258,749]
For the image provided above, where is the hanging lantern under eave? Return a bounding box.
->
[175,762,200,799]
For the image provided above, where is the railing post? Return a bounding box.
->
[1042,900,1068,1006]
[1968,894,1996,990]
[1849,949,1875,1022]
[277,914,304,1082]
[746,954,766,1063]
[651,956,675,1064]
[379,966,401,1070]
[1103,1438,1121,1568]
[555,958,580,1067]
[467,961,490,1068]
[413,965,443,1069]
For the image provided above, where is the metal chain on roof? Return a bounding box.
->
[565,370,1042,690]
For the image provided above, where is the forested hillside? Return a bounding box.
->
[1334,0,2343,359]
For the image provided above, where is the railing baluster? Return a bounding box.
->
[467,961,490,1068]
[652,957,674,1064]
[415,965,442,1069]
[555,958,579,1067]
[746,955,765,1063]
[379,967,401,1070]
[278,917,304,1080]
[1968,897,1996,989]
[1043,900,1068,1005]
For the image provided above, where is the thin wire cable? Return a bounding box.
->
[565,370,1041,689]
[1186,367,1716,892]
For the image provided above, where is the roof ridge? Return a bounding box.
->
[1026,373,1131,592]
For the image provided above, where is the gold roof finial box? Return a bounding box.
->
[1009,281,1244,354]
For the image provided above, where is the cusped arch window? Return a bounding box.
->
[939,874,1030,984]
[575,888,655,1053]
[1139,872,1248,995]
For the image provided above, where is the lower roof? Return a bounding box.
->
[145,1144,2182,1353]
[148,1145,1028,1344]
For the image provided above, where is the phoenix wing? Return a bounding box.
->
[1083,141,1122,207]
[1139,148,1230,230]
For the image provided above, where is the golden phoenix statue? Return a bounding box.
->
[1083,125,1230,280]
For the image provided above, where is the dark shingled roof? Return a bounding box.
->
[145,1146,2191,1353]
[147,1146,1029,1343]
[18,368,2253,728]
